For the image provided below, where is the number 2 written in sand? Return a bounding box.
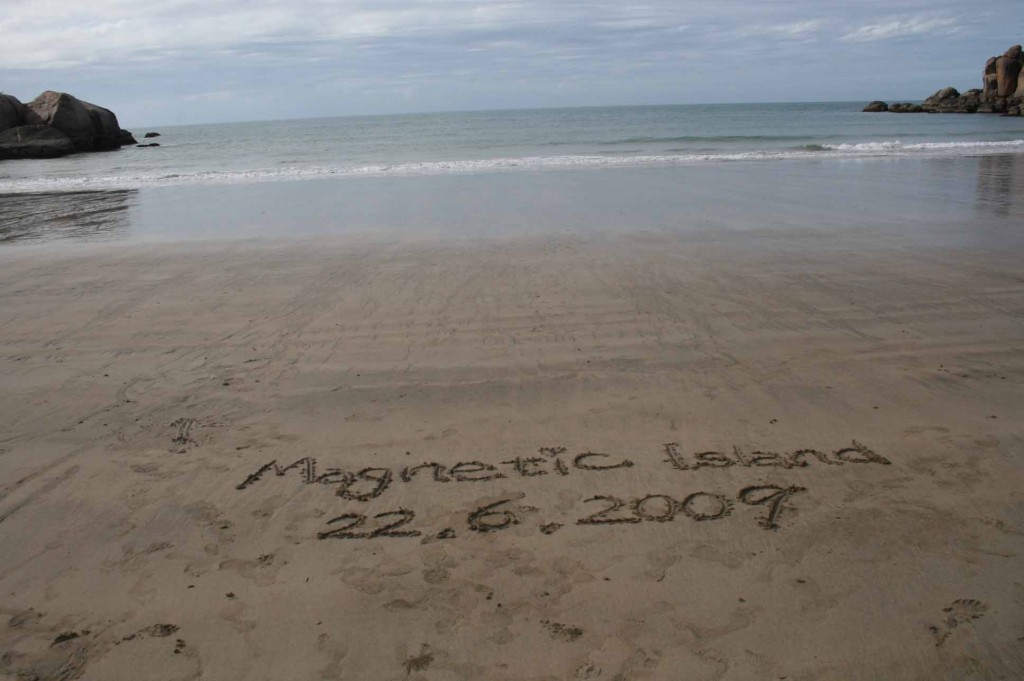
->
[316,484,806,540]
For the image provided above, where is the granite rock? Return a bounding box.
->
[1,93,26,132]
[0,125,76,159]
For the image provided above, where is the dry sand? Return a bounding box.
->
[0,229,1022,680]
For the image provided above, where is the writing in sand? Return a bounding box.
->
[232,440,890,538]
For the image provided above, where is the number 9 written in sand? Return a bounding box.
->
[316,484,806,541]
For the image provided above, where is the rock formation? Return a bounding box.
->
[1,94,26,132]
[864,43,1023,116]
[0,90,136,159]
[0,125,76,159]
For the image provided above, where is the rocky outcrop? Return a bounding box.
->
[865,43,1022,116]
[919,87,982,113]
[23,91,122,151]
[23,91,95,149]
[82,100,123,150]
[144,132,161,138]
[0,90,136,159]
[0,125,76,159]
[889,103,924,113]
[1,94,26,132]
[996,45,1022,96]
[980,44,1022,114]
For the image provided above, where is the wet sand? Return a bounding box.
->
[1,228,1022,680]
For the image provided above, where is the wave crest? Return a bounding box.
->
[1,139,1022,193]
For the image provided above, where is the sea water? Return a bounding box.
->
[1,102,1023,244]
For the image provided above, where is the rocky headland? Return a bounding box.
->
[0,91,137,160]
[865,44,1023,115]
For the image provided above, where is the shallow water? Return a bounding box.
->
[2,152,1023,252]
[1,102,1023,194]
[2,103,1023,249]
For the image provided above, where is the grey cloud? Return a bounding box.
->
[1,0,1019,124]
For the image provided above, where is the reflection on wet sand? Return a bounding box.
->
[976,154,1024,219]
[0,190,137,244]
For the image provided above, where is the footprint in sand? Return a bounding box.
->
[930,598,988,647]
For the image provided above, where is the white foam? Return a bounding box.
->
[821,139,1024,152]
[2,139,1023,193]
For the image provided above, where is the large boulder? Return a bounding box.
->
[995,55,1022,97]
[889,102,924,113]
[1,94,26,132]
[118,129,137,146]
[958,89,983,113]
[863,101,888,112]
[24,91,96,150]
[81,100,121,150]
[0,125,75,159]
[983,57,1000,101]
[923,87,959,111]
[922,87,982,113]
[22,91,127,152]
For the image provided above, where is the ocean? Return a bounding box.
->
[2,102,1023,245]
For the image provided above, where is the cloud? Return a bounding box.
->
[0,1,834,71]
[0,0,1017,122]
[841,16,960,43]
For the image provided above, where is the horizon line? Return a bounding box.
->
[129,98,914,130]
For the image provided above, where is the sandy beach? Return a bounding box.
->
[0,225,1022,680]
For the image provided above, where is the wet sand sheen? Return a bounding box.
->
[0,229,1022,680]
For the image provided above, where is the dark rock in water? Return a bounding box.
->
[24,91,96,150]
[0,125,75,159]
[144,132,161,138]
[1,94,26,132]
[136,142,160,148]
[867,42,1023,117]
[0,90,139,156]
[82,101,122,150]
[922,87,981,113]
[958,89,983,113]
[862,101,888,112]
[925,86,959,103]
[979,98,1008,114]
[22,91,130,151]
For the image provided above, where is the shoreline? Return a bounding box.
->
[3,151,1024,249]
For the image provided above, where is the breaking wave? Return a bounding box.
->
[1,139,1022,194]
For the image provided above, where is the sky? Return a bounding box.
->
[1,0,1022,126]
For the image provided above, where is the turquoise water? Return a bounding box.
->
[1,102,1023,245]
